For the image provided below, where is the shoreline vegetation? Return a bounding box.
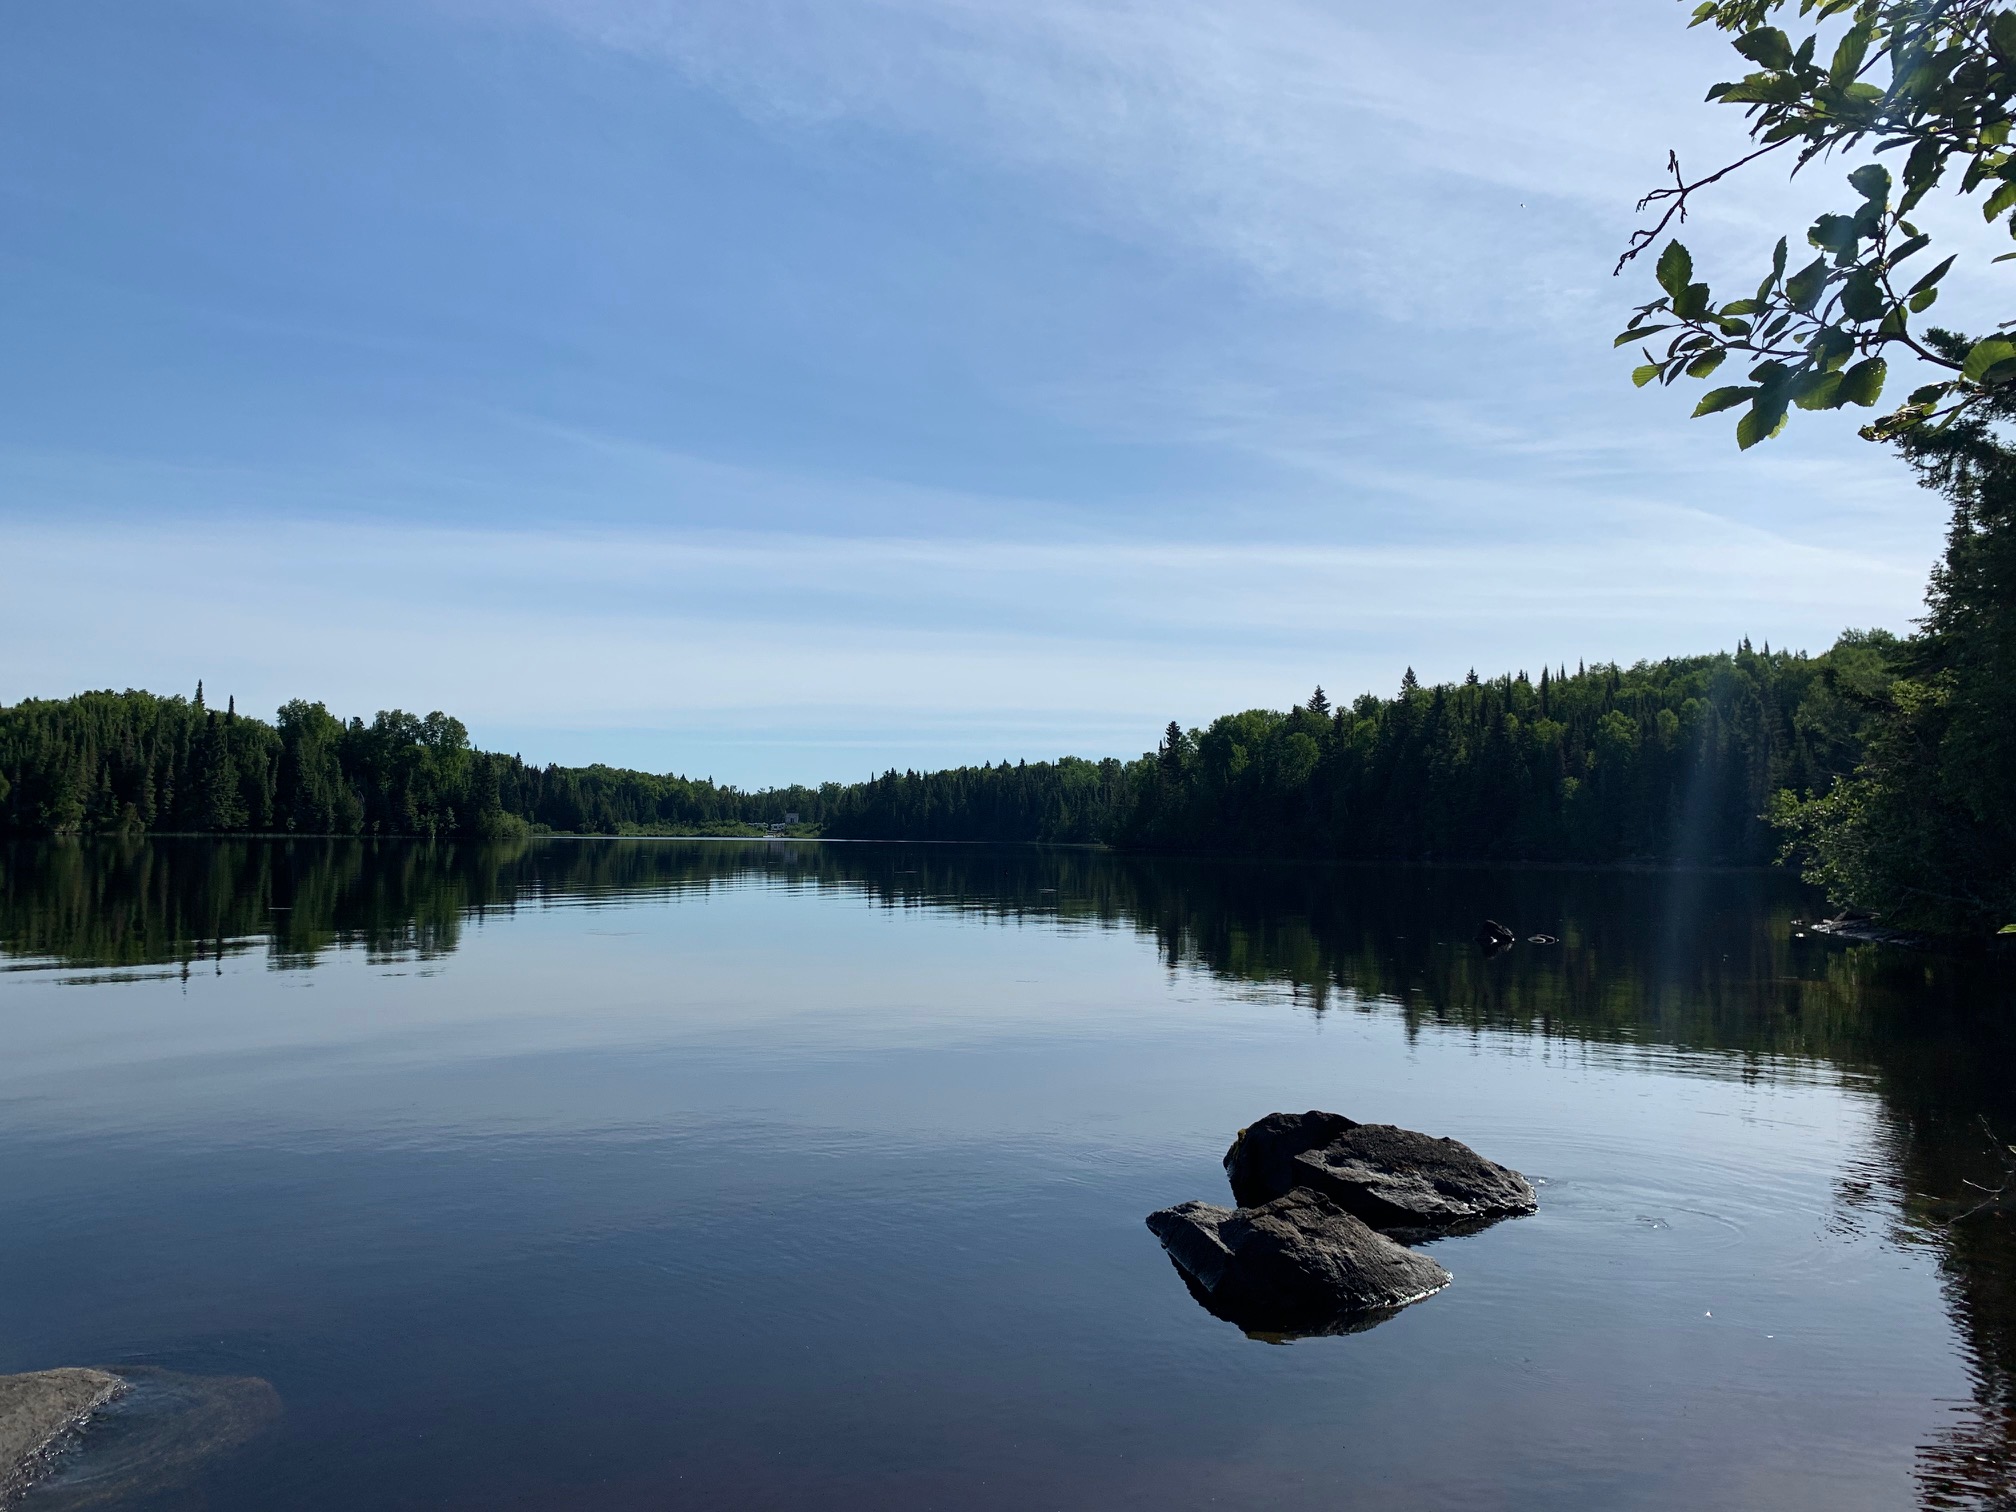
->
[1,619,2006,936]
[0,634,1881,852]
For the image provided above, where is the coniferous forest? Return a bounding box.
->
[0,631,1888,871]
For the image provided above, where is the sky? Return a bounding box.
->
[0,0,1972,786]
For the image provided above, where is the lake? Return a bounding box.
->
[1,837,2012,1510]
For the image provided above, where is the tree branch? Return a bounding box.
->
[1616,143,1792,277]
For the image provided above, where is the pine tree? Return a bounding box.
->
[1401,667,1419,694]
[1308,686,1330,718]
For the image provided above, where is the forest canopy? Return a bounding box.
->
[1,633,1885,873]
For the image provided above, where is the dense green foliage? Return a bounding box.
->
[1613,0,2016,936]
[817,757,1128,843]
[1115,641,1880,864]
[0,684,820,840]
[1773,400,2016,931]
[1,639,1885,871]
[1620,0,2016,445]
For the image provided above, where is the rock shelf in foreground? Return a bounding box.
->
[0,1369,125,1499]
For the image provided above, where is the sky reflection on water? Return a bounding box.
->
[0,838,2011,1510]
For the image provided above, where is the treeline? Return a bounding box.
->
[0,685,821,840]
[1116,636,1889,867]
[0,637,1883,869]
[818,756,1127,843]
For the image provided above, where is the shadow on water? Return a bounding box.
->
[2,836,2012,1507]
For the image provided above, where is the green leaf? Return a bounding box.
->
[1998,922,2016,935]
[1848,163,1891,203]
[1984,179,2016,221]
[1784,256,1831,312]
[1736,400,1790,449]
[1771,236,1788,283]
[1810,212,1860,256]
[1794,370,1846,409]
[1693,385,1757,417]
[1993,12,2016,58]
[1632,363,1662,388]
[1686,349,1727,379]
[1810,326,1855,369]
[1734,26,1795,70]
[1963,337,2016,382]
[1838,270,1886,321]
[1829,22,1872,86]
[1656,242,1695,299]
[1910,285,1939,313]
[1721,298,1761,316]
[1907,254,1956,295]
[1614,325,1674,346]
[1837,357,1886,406]
[1673,280,1714,319]
[1908,383,1952,405]
[1888,234,1931,266]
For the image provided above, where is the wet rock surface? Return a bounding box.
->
[1225,1112,1537,1234]
[1291,1123,1539,1235]
[0,1371,123,1501]
[1147,1189,1450,1335]
[1476,919,1517,953]
[1224,1110,1361,1209]
[3,1368,280,1509]
[1158,1110,1535,1337]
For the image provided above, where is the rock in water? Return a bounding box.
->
[0,1369,124,1499]
[1291,1123,1537,1234]
[1476,919,1517,953]
[1147,1188,1450,1333]
[1223,1109,1360,1209]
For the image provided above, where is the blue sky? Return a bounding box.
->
[0,0,1963,786]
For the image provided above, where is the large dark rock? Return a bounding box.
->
[1223,1110,1360,1209]
[1146,1188,1450,1334]
[1291,1123,1537,1234]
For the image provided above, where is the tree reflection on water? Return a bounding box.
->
[3,836,2011,1507]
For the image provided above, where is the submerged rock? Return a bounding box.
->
[1147,1189,1450,1334]
[1291,1123,1538,1235]
[0,1370,124,1500]
[1476,919,1517,953]
[1,1367,279,1509]
[1224,1110,1360,1209]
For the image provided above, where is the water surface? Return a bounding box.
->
[1,838,2011,1509]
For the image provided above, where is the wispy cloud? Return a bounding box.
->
[473,0,1776,325]
[1,505,1922,780]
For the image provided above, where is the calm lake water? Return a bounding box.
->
[1,838,2013,1510]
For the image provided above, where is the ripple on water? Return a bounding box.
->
[21,1368,281,1510]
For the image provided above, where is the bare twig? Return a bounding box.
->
[1616,143,1792,276]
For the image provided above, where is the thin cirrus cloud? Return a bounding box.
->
[0,0,1955,783]
[0,501,1923,782]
